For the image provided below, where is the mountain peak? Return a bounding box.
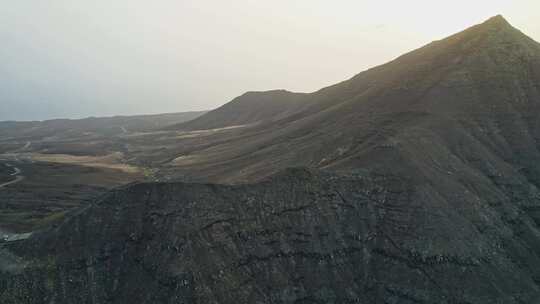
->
[435,15,529,53]
[479,14,512,29]
[470,15,538,49]
[487,14,507,22]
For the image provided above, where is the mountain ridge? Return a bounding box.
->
[169,15,539,134]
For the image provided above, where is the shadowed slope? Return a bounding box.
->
[2,168,540,303]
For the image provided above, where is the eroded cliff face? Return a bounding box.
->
[1,168,540,303]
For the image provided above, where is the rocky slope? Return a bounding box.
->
[2,168,540,303]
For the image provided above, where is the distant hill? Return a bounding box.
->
[0,111,206,139]
[165,90,308,131]
[0,111,206,155]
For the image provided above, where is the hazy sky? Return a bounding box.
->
[1,1,539,121]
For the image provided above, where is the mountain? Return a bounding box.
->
[3,15,540,303]
[160,15,540,183]
[166,90,309,131]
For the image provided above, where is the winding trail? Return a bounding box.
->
[0,143,32,243]
[21,141,31,150]
[9,166,21,176]
[0,227,32,243]
[0,176,24,188]
[0,163,24,189]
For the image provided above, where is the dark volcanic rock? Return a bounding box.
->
[2,168,540,303]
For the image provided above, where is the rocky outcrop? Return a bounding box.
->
[2,168,540,303]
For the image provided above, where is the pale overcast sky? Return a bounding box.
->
[1,0,539,121]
